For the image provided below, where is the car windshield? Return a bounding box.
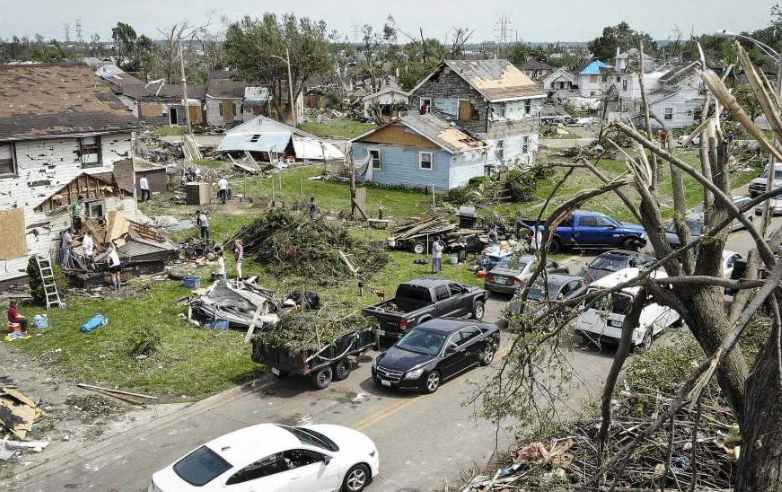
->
[528,281,557,301]
[282,426,338,452]
[761,169,782,180]
[589,255,628,272]
[495,257,528,271]
[397,329,447,356]
[666,220,703,236]
[173,446,232,486]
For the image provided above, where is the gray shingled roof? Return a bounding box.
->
[442,59,546,101]
[399,114,486,153]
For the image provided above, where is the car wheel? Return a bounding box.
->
[342,464,371,492]
[423,370,441,394]
[479,347,496,366]
[333,359,351,381]
[548,238,561,254]
[273,369,290,379]
[635,329,653,352]
[472,301,485,320]
[622,238,639,251]
[312,366,333,389]
[412,242,426,254]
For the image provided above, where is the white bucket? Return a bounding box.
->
[449,256,458,265]
[387,238,396,248]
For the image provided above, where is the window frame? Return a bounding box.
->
[218,103,224,116]
[495,140,504,161]
[78,136,102,168]
[524,99,532,115]
[419,151,433,171]
[458,326,482,345]
[0,142,17,178]
[434,285,450,301]
[282,449,326,471]
[420,97,432,114]
[664,107,674,120]
[369,149,382,170]
[522,136,529,154]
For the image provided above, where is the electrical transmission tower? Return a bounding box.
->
[76,19,83,44]
[350,23,362,44]
[495,12,512,53]
[64,23,71,43]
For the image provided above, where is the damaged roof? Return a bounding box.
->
[0,63,141,141]
[121,81,206,101]
[353,114,487,154]
[440,59,546,102]
[207,78,251,99]
[658,61,700,86]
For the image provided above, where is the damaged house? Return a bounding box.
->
[0,63,142,286]
[204,71,269,127]
[121,81,206,127]
[409,59,546,169]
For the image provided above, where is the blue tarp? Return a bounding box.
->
[579,60,613,75]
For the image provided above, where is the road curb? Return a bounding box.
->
[13,375,276,487]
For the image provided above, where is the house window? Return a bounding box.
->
[250,134,261,142]
[616,76,621,82]
[235,102,242,116]
[497,104,506,119]
[218,104,224,116]
[664,108,674,120]
[522,136,529,154]
[420,97,432,114]
[591,75,599,83]
[524,99,532,115]
[496,140,504,161]
[369,149,381,170]
[87,200,105,218]
[622,79,628,91]
[78,137,101,168]
[419,151,433,171]
[0,143,16,177]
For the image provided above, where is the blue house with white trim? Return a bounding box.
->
[350,114,489,191]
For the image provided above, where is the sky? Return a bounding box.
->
[0,0,777,44]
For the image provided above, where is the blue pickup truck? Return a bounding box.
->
[521,210,647,254]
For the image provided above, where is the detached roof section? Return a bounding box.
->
[521,59,553,71]
[442,59,546,102]
[658,61,700,86]
[353,114,487,154]
[362,86,410,102]
[0,63,141,141]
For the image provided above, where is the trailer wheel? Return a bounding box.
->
[273,369,290,379]
[333,359,351,381]
[412,242,426,254]
[312,366,333,389]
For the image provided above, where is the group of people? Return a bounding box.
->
[213,239,244,281]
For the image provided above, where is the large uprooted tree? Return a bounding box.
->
[481,41,782,491]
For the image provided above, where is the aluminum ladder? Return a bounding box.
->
[35,254,63,310]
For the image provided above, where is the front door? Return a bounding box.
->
[169,107,178,125]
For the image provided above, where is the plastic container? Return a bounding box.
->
[32,315,48,329]
[449,256,458,265]
[183,276,202,289]
[206,320,230,330]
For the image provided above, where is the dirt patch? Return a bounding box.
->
[60,395,125,423]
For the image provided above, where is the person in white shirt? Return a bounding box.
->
[218,177,229,204]
[82,231,96,270]
[139,175,150,202]
[431,236,444,274]
[106,241,122,290]
[197,210,210,241]
[530,225,543,252]
[215,248,227,281]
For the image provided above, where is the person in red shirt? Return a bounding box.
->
[7,299,27,334]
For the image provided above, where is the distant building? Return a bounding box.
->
[362,86,410,121]
[351,114,489,191]
[121,81,206,127]
[409,59,547,168]
[520,59,554,81]
[577,60,614,98]
[204,70,269,127]
[542,67,578,93]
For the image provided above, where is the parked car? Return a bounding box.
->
[749,164,782,199]
[522,210,647,254]
[686,195,753,231]
[484,255,568,294]
[371,319,500,394]
[362,278,488,344]
[584,250,655,282]
[148,424,379,492]
[575,268,681,350]
[507,274,587,315]
[677,135,701,147]
[665,218,704,248]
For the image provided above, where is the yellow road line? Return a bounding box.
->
[352,342,513,431]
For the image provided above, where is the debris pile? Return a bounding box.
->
[389,217,485,252]
[0,385,41,440]
[188,278,281,330]
[259,311,376,352]
[229,210,388,284]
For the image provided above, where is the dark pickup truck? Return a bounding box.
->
[362,278,488,344]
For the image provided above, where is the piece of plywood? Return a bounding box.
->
[140,103,163,117]
[189,105,203,125]
[105,210,130,247]
[222,100,234,121]
[0,209,28,259]
[357,124,439,149]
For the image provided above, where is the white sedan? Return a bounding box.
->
[149,424,379,492]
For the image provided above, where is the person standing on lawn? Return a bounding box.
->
[218,177,229,204]
[106,241,122,290]
[71,195,85,231]
[7,299,28,335]
[234,239,244,280]
[197,210,210,241]
[139,174,150,202]
[432,236,444,274]
[215,248,227,281]
[309,196,319,219]
[82,230,96,270]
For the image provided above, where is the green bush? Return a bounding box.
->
[506,170,538,202]
[27,257,67,306]
[468,176,490,186]
[127,325,163,357]
[531,161,555,180]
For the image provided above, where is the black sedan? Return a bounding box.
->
[372,319,500,394]
[585,249,655,281]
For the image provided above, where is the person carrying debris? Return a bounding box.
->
[215,248,227,281]
[309,196,319,219]
[218,177,229,204]
[139,174,150,202]
[106,241,122,290]
[234,239,244,280]
[7,299,27,336]
[82,230,96,270]
[60,227,74,268]
[431,236,444,274]
[71,195,85,231]
[197,210,211,241]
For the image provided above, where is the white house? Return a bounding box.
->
[542,67,578,93]
[577,60,614,98]
[0,63,141,286]
[362,86,410,120]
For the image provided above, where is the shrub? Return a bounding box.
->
[468,176,490,186]
[506,170,538,202]
[127,325,162,357]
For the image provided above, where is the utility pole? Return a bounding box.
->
[179,38,192,135]
[286,47,297,128]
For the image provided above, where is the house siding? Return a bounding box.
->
[0,132,137,282]
[205,98,244,127]
[352,143,485,191]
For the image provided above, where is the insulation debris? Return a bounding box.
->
[189,278,281,330]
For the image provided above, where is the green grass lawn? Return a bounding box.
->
[301,120,376,139]
[154,126,188,137]
[195,158,229,169]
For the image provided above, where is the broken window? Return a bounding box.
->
[664,108,674,120]
[459,100,479,121]
[369,149,382,170]
[524,99,532,115]
[0,143,16,177]
[522,136,529,154]
[496,140,504,161]
[419,151,433,171]
[78,137,101,168]
[87,200,105,218]
[420,97,432,114]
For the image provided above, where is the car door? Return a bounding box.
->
[225,453,289,492]
[282,449,340,492]
[573,214,599,245]
[434,285,459,317]
[438,331,469,378]
[448,283,471,317]
[457,325,484,367]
